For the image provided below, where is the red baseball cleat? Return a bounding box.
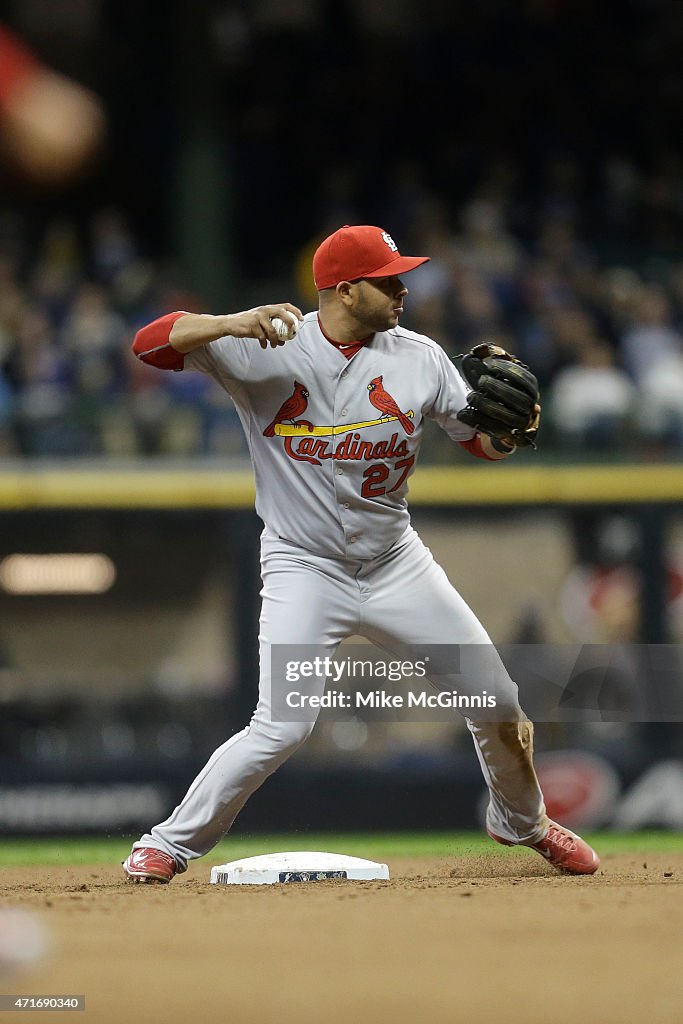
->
[488,820,600,875]
[123,847,177,884]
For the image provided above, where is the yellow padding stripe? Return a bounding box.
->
[0,464,680,509]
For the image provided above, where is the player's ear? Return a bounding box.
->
[335,280,356,306]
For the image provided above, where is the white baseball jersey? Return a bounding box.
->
[186,311,475,559]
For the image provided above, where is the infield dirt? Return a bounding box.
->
[2,852,681,1024]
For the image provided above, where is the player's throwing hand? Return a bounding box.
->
[228,304,304,349]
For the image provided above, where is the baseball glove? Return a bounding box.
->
[456,343,541,449]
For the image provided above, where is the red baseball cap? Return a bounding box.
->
[313,225,429,290]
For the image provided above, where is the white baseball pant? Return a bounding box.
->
[136,526,546,870]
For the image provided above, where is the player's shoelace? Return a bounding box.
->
[542,826,576,852]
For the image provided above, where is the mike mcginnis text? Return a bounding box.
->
[284,690,497,709]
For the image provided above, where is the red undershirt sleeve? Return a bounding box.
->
[132,312,188,371]
[459,434,498,461]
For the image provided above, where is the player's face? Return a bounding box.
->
[351,275,408,331]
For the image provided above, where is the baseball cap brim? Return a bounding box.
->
[359,255,430,280]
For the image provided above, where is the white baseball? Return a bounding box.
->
[271,312,300,341]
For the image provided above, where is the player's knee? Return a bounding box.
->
[252,719,314,755]
[279,720,315,752]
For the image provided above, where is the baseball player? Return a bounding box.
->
[123,225,599,882]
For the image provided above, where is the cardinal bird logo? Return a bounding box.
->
[367,376,415,435]
[263,380,312,436]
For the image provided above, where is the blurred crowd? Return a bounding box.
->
[0,209,245,460]
[394,157,683,457]
[1,159,683,460]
